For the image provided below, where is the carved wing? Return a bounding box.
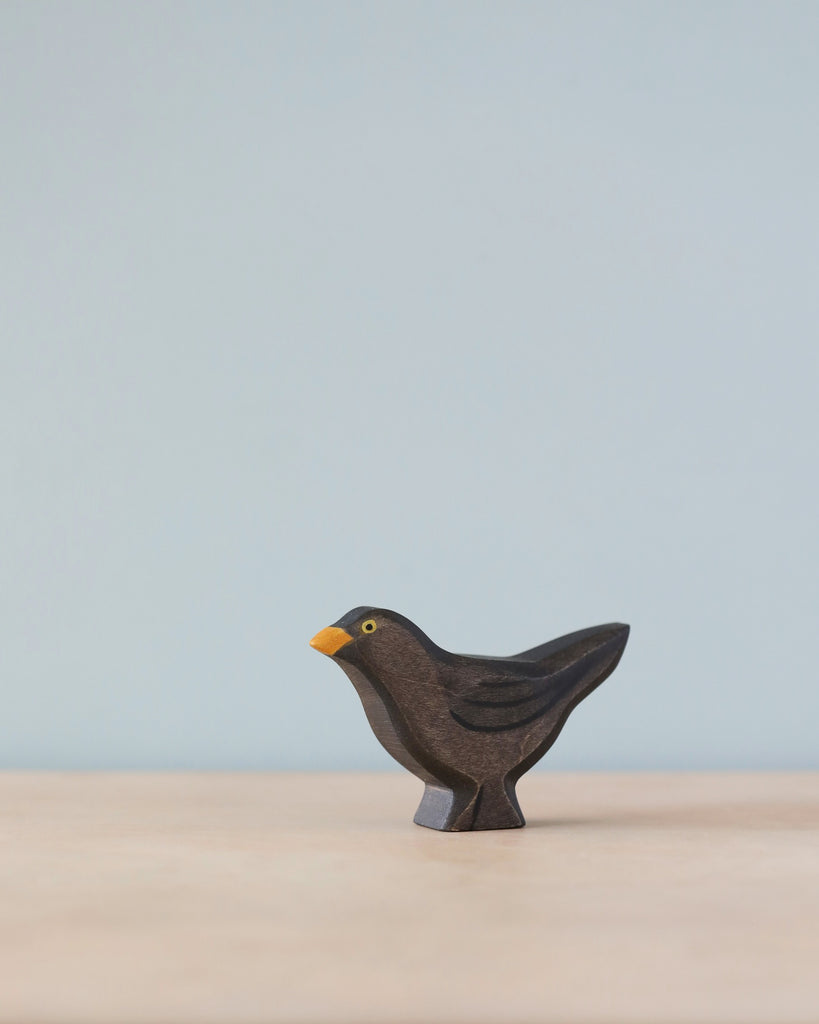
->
[445,623,629,734]
[446,662,590,733]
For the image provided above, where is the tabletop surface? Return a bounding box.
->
[1,771,818,1024]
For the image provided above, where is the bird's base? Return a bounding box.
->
[413,779,525,832]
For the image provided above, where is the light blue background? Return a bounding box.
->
[2,3,817,770]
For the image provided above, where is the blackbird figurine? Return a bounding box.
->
[310,608,629,831]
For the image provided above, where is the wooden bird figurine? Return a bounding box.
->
[310,607,630,831]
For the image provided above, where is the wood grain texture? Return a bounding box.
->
[1,772,818,1024]
[310,607,630,830]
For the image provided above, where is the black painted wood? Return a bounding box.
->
[310,608,629,832]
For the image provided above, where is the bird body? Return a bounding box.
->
[310,608,629,831]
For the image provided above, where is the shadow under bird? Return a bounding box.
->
[310,608,630,831]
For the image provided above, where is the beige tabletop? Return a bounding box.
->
[1,772,818,1024]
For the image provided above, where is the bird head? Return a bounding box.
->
[310,607,430,670]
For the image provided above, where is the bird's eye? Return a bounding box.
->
[361,619,377,634]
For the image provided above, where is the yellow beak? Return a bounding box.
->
[310,626,354,656]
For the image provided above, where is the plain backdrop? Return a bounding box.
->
[2,2,817,770]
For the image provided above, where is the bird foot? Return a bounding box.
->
[413,779,524,832]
